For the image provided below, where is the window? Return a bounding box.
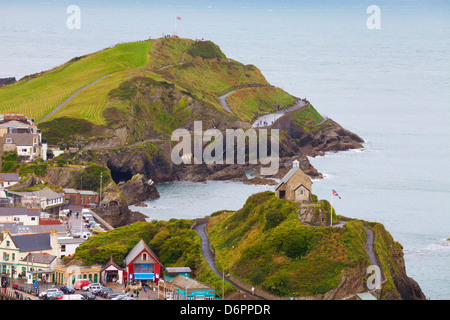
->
[14,217,20,221]
[134,264,154,274]
[61,245,66,252]
[6,241,10,248]
[5,138,12,144]
[300,190,304,195]
[12,253,15,261]
[196,295,205,300]
[279,190,286,199]
[142,253,147,260]
[22,148,27,153]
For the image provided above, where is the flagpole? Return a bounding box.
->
[330,190,333,227]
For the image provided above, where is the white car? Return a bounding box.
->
[82,283,101,292]
[39,288,59,299]
[60,294,85,300]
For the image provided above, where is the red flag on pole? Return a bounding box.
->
[176,16,181,20]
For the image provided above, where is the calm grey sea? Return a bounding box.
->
[1,0,449,299]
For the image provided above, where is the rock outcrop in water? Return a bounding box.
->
[0,77,16,87]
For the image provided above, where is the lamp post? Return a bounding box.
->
[99,172,102,207]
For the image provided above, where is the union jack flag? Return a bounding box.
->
[332,189,341,199]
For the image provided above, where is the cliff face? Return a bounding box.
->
[370,223,426,300]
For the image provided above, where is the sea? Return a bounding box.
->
[1,0,449,300]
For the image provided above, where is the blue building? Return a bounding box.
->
[164,267,192,281]
[158,273,216,300]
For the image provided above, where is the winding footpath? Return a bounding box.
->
[193,222,265,300]
[218,89,238,114]
[364,226,378,267]
[217,88,328,128]
[36,74,112,125]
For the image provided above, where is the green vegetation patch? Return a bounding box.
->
[38,117,97,147]
[185,40,227,61]
[207,192,370,297]
[226,86,296,123]
[292,104,324,127]
[1,151,19,173]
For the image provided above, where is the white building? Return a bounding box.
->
[58,237,85,258]
[0,207,40,225]
[0,229,59,280]
[16,187,65,210]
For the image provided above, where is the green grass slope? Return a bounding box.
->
[0,38,296,126]
[207,191,370,297]
[0,41,152,121]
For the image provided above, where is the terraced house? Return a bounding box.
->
[0,113,47,162]
[0,229,59,283]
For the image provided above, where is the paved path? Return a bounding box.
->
[193,222,264,299]
[251,99,308,128]
[218,89,238,114]
[36,74,112,124]
[364,226,378,266]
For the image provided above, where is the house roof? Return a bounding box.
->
[0,207,40,216]
[3,133,36,146]
[101,256,124,272]
[165,267,192,274]
[31,187,64,200]
[275,165,312,191]
[22,253,56,264]
[58,237,85,245]
[124,239,162,266]
[170,275,214,291]
[0,120,32,129]
[0,173,20,182]
[10,233,52,252]
[77,190,98,196]
[63,189,78,194]
[356,292,377,300]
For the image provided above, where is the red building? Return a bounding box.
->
[124,239,163,285]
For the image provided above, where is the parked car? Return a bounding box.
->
[39,288,59,300]
[81,291,96,300]
[60,294,85,300]
[59,285,75,294]
[74,280,91,290]
[106,292,121,299]
[47,290,64,300]
[92,286,107,295]
[121,296,137,300]
[82,283,101,292]
[99,287,114,297]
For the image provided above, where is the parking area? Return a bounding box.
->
[7,278,159,300]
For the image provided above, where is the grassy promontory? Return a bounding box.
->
[67,190,424,300]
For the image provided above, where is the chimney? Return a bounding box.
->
[293,160,300,168]
[50,229,59,255]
